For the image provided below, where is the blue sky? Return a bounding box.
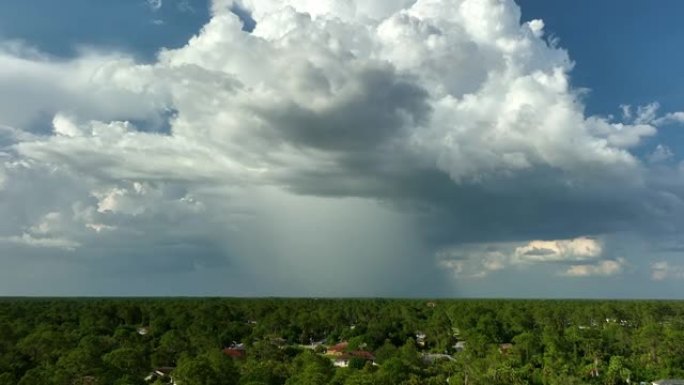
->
[520,0,684,115]
[1,0,684,297]
[0,0,210,61]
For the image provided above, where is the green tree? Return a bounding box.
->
[285,351,333,385]
[174,350,238,385]
[606,355,631,385]
[103,347,148,376]
[0,373,16,385]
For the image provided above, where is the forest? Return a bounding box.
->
[1,298,684,385]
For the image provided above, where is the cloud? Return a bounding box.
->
[437,237,622,279]
[561,258,626,277]
[147,0,163,12]
[0,45,165,131]
[177,0,195,13]
[0,163,5,190]
[651,261,684,281]
[0,234,80,250]
[622,102,684,128]
[648,144,674,164]
[654,112,684,126]
[1,0,684,294]
[437,245,509,279]
[513,237,602,263]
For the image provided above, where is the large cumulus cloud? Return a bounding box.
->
[1,0,684,295]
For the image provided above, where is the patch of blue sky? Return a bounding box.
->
[128,108,177,135]
[0,0,211,62]
[519,0,684,115]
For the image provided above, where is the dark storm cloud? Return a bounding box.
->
[256,66,430,151]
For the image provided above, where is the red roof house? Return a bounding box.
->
[326,341,349,356]
[223,347,246,358]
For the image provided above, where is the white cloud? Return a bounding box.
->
[147,0,163,11]
[52,113,84,137]
[0,211,80,250]
[437,237,601,278]
[0,47,166,131]
[648,144,674,164]
[654,111,684,126]
[513,237,603,263]
[651,261,684,281]
[634,103,660,125]
[527,19,544,38]
[0,234,80,250]
[562,258,626,277]
[586,117,656,149]
[2,0,661,188]
[621,102,684,127]
[177,0,195,13]
[438,247,508,279]
[436,236,630,279]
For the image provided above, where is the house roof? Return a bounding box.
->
[327,341,349,353]
[350,351,375,360]
[653,380,684,385]
[223,348,246,358]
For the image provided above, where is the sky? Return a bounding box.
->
[1,0,684,298]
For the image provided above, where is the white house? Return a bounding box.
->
[144,367,177,385]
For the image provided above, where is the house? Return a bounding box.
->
[350,351,375,361]
[332,357,350,368]
[137,327,149,336]
[223,343,246,358]
[415,332,427,347]
[426,301,437,308]
[223,348,246,358]
[619,319,634,327]
[453,341,466,352]
[332,355,361,368]
[145,367,176,385]
[331,351,375,367]
[326,341,349,356]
